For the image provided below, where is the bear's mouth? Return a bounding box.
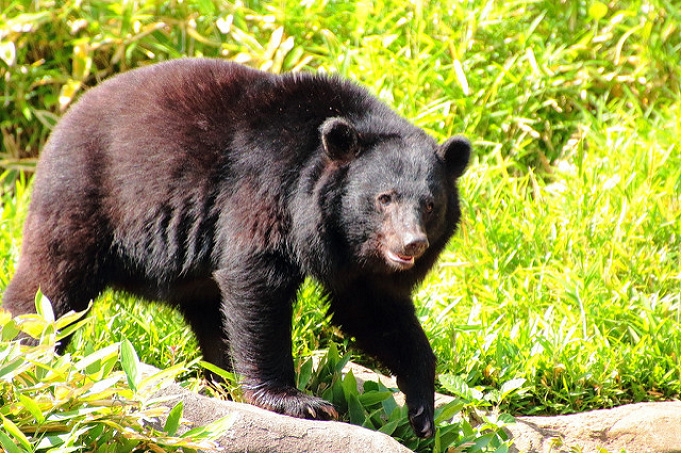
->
[385,250,416,270]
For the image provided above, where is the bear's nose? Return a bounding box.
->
[403,233,429,258]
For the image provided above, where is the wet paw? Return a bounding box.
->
[243,385,338,421]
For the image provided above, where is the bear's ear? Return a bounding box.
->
[320,117,360,161]
[437,136,471,178]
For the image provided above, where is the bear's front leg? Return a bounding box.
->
[214,257,337,421]
[330,288,436,438]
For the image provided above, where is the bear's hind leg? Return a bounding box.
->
[3,260,42,317]
[4,259,103,353]
[3,217,108,352]
[180,298,234,375]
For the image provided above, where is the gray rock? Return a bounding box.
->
[327,363,681,453]
[149,378,411,453]
[509,401,681,453]
[142,363,681,453]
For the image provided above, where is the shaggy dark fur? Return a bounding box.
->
[3,58,470,438]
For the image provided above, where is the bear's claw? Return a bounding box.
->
[409,404,435,438]
[243,384,339,421]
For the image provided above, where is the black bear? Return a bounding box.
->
[3,58,470,438]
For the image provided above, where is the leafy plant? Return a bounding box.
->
[0,293,233,452]
[297,344,514,453]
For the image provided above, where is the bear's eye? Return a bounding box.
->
[378,193,392,206]
[425,201,435,213]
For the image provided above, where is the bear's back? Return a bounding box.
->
[39,59,386,187]
[27,60,397,288]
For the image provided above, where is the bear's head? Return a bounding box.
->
[319,117,471,276]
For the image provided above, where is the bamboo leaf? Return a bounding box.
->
[0,430,22,453]
[120,339,140,392]
[73,344,120,373]
[34,292,54,323]
[164,401,183,436]
[18,393,45,424]
[1,415,32,451]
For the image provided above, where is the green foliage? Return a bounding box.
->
[298,344,514,453]
[3,0,678,184]
[0,294,233,452]
[1,0,680,451]
[418,99,681,415]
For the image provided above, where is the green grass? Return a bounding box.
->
[1,0,680,451]
[423,102,681,414]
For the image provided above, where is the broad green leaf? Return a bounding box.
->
[45,406,105,422]
[73,344,119,372]
[342,369,357,399]
[181,414,235,439]
[0,430,22,453]
[33,433,68,450]
[499,378,527,399]
[335,354,352,373]
[199,360,236,382]
[435,399,465,424]
[0,357,29,382]
[378,418,400,436]
[56,318,90,343]
[297,358,313,389]
[120,339,140,392]
[331,374,345,406]
[362,380,379,392]
[358,390,393,406]
[1,415,32,451]
[347,392,366,425]
[381,393,398,417]
[361,415,377,430]
[435,424,463,453]
[321,386,334,405]
[40,324,56,345]
[439,374,484,402]
[138,363,189,392]
[14,314,47,339]
[54,306,89,330]
[0,319,20,341]
[164,401,183,436]
[18,393,45,424]
[494,443,510,453]
[81,375,125,399]
[34,291,54,323]
[326,342,340,366]
[0,339,21,362]
[433,426,442,453]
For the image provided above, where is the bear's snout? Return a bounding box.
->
[403,231,429,258]
[384,229,429,270]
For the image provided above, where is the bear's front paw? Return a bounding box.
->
[243,384,339,421]
[408,404,435,438]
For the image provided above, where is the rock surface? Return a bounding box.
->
[348,362,681,452]
[144,363,681,452]
[149,377,411,453]
[510,401,681,453]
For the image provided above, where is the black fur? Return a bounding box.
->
[3,58,470,437]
